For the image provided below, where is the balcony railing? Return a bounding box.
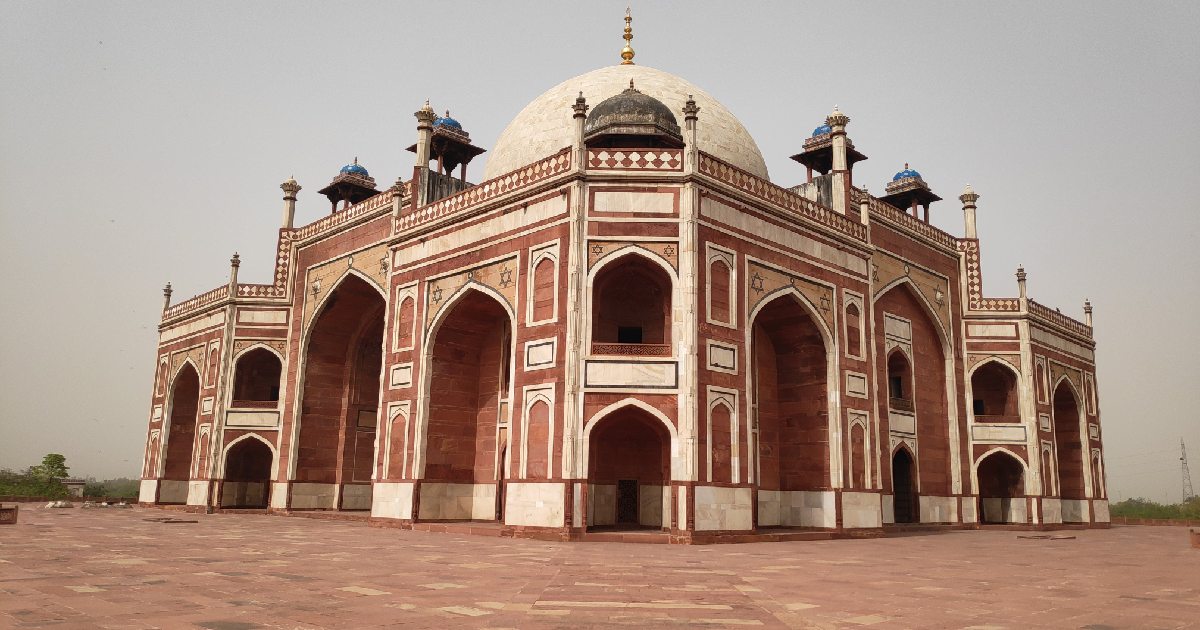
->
[229,400,278,409]
[973,414,1020,424]
[888,397,914,413]
[590,343,672,357]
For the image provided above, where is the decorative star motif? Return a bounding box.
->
[903,264,911,276]
[663,245,675,257]
[590,243,604,256]
[379,256,389,275]
[430,285,442,304]
[499,266,513,288]
[467,269,475,282]
[347,255,354,267]
[750,272,765,295]
[872,264,879,281]
[819,293,831,313]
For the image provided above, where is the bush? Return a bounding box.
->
[1110,497,1200,520]
[0,468,68,498]
[83,477,140,499]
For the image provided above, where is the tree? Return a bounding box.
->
[29,453,69,479]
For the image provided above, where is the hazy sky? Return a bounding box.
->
[1,2,1197,502]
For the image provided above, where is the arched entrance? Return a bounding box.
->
[977,451,1025,524]
[222,438,273,508]
[892,447,917,523]
[587,406,671,530]
[160,363,201,504]
[1053,380,1086,513]
[421,288,513,521]
[751,293,830,515]
[971,362,1019,422]
[295,274,385,510]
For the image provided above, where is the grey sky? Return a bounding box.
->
[1,2,1197,501]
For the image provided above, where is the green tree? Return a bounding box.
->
[29,453,69,479]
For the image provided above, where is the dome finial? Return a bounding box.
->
[620,7,635,65]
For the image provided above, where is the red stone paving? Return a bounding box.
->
[1,506,1198,629]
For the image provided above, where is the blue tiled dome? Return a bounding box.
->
[893,164,921,181]
[811,123,832,137]
[434,113,462,130]
[340,160,369,177]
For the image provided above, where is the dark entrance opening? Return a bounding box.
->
[617,479,638,524]
[222,439,273,509]
[893,449,917,524]
[977,451,1025,524]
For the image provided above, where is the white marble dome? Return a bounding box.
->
[483,65,769,181]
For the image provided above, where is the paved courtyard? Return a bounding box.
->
[0,506,1197,629]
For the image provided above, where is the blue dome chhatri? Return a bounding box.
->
[339,158,369,177]
[811,123,832,137]
[433,110,463,130]
[893,163,921,181]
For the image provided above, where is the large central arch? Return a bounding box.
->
[749,289,835,528]
[418,285,514,521]
[293,273,386,510]
[874,280,954,522]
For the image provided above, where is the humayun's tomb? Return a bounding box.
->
[139,15,1108,542]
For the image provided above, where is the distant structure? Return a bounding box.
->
[1183,439,1195,502]
[61,478,85,498]
[136,12,1108,540]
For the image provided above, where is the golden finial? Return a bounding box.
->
[620,7,635,65]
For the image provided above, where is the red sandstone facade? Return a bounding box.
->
[139,62,1108,541]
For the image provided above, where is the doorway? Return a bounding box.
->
[893,448,917,524]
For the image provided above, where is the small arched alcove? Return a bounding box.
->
[591,253,672,356]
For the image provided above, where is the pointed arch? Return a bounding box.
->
[583,398,677,529]
[160,361,202,484]
[230,345,284,407]
[588,246,679,284]
[588,249,676,351]
[289,271,387,505]
[1052,373,1083,404]
[974,447,1029,524]
[582,398,680,480]
[1052,377,1088,503]
[890,443,919,523]
[747,286,839,491]
[423,281,517,349]
[412,282,515,496]
[969,358,1022,422]
[748,285,836,348]
[170,356,203,387]
[218,432,279,479]
[303,267,388,341]
[219,433,277,509]
[874,277,959,497]
[706,396,737,483]
[872,276,950,348]
[231,341,284,363]
[971,447,1029,495]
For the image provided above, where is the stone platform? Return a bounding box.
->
[1,506,1195,628]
